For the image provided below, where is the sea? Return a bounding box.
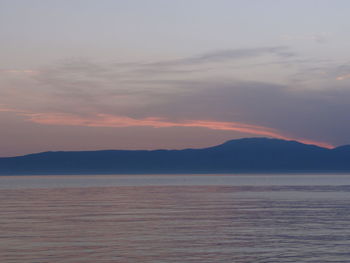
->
[1,174,350,263]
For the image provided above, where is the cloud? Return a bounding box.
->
[142,46,295,70]
[0,106,333,148]
[1,48,289,117]
[288,60,350,86]
[0,105,29,113]
[0,69,39,75]
[186,47,294,63]
[2,46,350,148]
[281,33,329,44]
[336,73,350,81]
[0,107,15,112]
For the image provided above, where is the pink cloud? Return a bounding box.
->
[0,106,333,149]
[23,112,333,149]
[0,69,39,75]
[336,74,350,81]
[0,106,30,114]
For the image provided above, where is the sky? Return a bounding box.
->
[1,0,350,156]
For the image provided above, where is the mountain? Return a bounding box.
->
[0,138,350,175]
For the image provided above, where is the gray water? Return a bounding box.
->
[1,174,350,262]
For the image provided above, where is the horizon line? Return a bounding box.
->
[0,137,340,159]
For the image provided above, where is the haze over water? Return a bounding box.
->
[1,174,350,262]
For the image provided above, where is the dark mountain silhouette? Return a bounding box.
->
[1,138,350,175]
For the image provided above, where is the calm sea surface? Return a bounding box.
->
[1,174,350,262]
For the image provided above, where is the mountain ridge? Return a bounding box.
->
[1,138,349,175]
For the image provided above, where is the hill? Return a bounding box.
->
[0,138,349,175]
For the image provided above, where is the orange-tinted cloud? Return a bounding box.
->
[336,74,350,81]
[0,106,30,114]
[0,106,333,149]
[0,69,39,75]
[23,112,333,149]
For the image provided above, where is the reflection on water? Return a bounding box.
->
[1,175,350,262]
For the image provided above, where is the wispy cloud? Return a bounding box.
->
[0,106,29,113]
[0,69,40,75]
[2,47,294,117]
[281,33,329,44]
[29,113,332,148]
[147,46,294,67]
[336,73,350,81]
[1,46,350,148]
[0,106,333,149]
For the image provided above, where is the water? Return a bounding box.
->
[1,174,350,262]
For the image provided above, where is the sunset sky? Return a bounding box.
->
[1,0,350,156]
